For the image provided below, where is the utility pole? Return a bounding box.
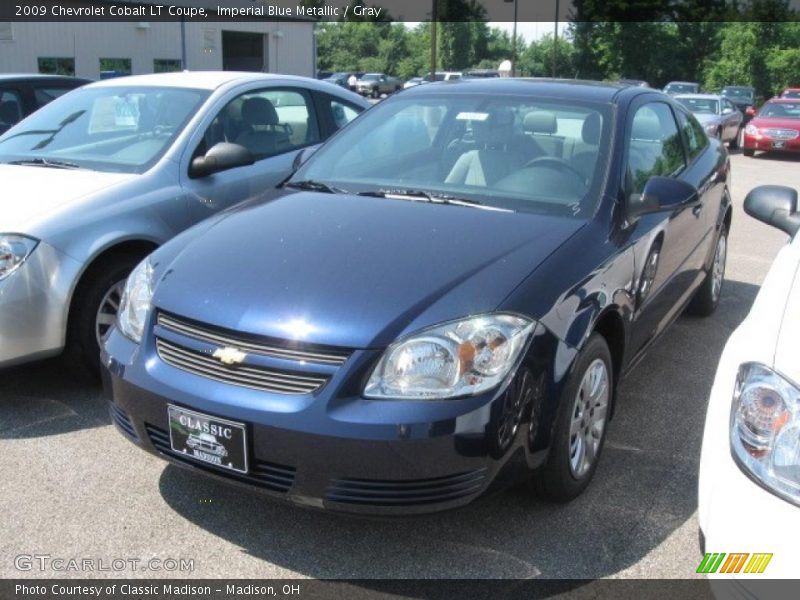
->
[553,0,560,77]
[504,0,518,77]
[430,0,437,81]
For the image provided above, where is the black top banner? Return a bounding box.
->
[2,0,800,23]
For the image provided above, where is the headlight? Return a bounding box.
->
[745,124,760,136]
[117,258,155,344]
[705,123,718,134]
[731,363,800,505]
[0,234,38,281]
[364,313,535,399]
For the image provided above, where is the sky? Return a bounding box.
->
[405,22,569,43]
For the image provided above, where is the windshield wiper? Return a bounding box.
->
[283,179,349,194]
[358,188,512,211]
[5,158,82,170]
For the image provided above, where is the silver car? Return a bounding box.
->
[0,71,369,373]
[674,93,744,149]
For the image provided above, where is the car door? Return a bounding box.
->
[180,84,321,222]
[625,99,706,356]
[722,98,742,140]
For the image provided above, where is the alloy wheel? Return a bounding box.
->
[95,280,126,347]
[568,358,609,478]
[711,232,727,303]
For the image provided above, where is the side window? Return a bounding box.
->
[197,87,319,160]
[676,108,708,162]
[626,102,686,194]
[33,86,73,108]
[0,89,24,134]
[329,99,360,131]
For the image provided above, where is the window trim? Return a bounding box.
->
[674,105,709,168]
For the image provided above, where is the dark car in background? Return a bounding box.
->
[663,81,700,95]
[743,98,800,156]
[105,79,731,515]
[0,74,90,135]
[323,72,352,89]
[721,85,756,124]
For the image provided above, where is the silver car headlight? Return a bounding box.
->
[364,313,535,400]
[117,258,155,344]
[705,123,719,134]
[0,234,38,281]
[731,363,800,505]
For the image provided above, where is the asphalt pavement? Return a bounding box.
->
[1,150,799,580]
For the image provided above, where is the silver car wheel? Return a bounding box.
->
[95,280,126,346]
[711,231,727,303]
[569,358,609,478]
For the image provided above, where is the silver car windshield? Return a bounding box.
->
[294,93,612,218]
[677,97,719,115]
[0,86,209,173]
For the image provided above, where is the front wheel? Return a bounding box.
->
[530,334,612,502]
[729,127,741,150]
[687,226,728,317]
[66,255,141,377]
[743,148,755,157]
[371,87,379,99]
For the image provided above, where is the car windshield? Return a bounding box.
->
[760,103,800,119]
[292,92,612,218]
[362,74,380,81]
[783,91,800,99]
[677,97,719,115]
[722,88,753,100]
[666,83,696,93]
[0,85,208,173]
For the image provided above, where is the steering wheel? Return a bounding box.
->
[524,156,588,186]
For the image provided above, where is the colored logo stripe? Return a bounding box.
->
[697,552,773,574]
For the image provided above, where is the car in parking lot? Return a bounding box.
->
[721,85,756,122]
[355,73,403,98]
[403,77,427,90]
[743,98,800,156]
[104,79,732,515]
[780,88,800,99]
[699,184,800,579]
[0,71,369,374]
[663,81,700,95]
[675,93,743,148]
[0,74,90,135]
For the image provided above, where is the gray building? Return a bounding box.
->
[0,2,315,79]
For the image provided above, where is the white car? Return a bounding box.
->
[699,185,800,581]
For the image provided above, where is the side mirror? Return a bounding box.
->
[190,142,254,178]
[744,185,800,237]
[722,107,734,115]
[291,144,322,171]
[746,106,756,117]
[627,176,698,222]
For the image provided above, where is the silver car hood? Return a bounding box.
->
[694,113,721,125]
[0,164,135,233]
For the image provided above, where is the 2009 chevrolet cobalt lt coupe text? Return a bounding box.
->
[105,79,732,514]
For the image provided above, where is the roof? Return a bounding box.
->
[766,97,800,104]
[665,81,699,85]
[87,71,312,90]
[403,78,629,102]
[674,93,723,100]
[0,73,90,83]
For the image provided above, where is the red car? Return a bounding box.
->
[743,98,800,156]
[781,87,800,99]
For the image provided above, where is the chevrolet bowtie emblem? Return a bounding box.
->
[213,347,247,365]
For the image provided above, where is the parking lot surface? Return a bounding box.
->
[1,151,799,580]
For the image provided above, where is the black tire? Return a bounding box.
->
[66,254,141,377]
[687,225,728,317]
[743,148,755,157]
[729,127,741,150]
[371,87,379,99]
[530,334,613,502]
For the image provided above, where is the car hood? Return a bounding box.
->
[0,164,135,232]
[694,113,721,125]
[153,191,584,349]
[751,116,800,130]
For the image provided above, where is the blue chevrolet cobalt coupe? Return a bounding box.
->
[104,79,731,514]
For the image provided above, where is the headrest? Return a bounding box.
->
[631,115,661,141]
[582,112,602,144]
[524,111,557,134]
[241,97,278,127]
[0,100,20,125]
[473,107,515,146]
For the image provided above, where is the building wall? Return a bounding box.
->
[0,21,314,79]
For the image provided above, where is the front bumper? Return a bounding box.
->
[102,326,549,515]
[0,241,82,367]
[742,132,800,153]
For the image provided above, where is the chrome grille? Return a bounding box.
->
[157,312,350,366]
[763,128,799,140]
[156,338,327,395]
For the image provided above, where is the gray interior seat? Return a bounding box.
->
[523,111,564,158]
[570,112,602,181]
[235,97,290,156]
[445,108,525,186]
[0,100,21,128]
